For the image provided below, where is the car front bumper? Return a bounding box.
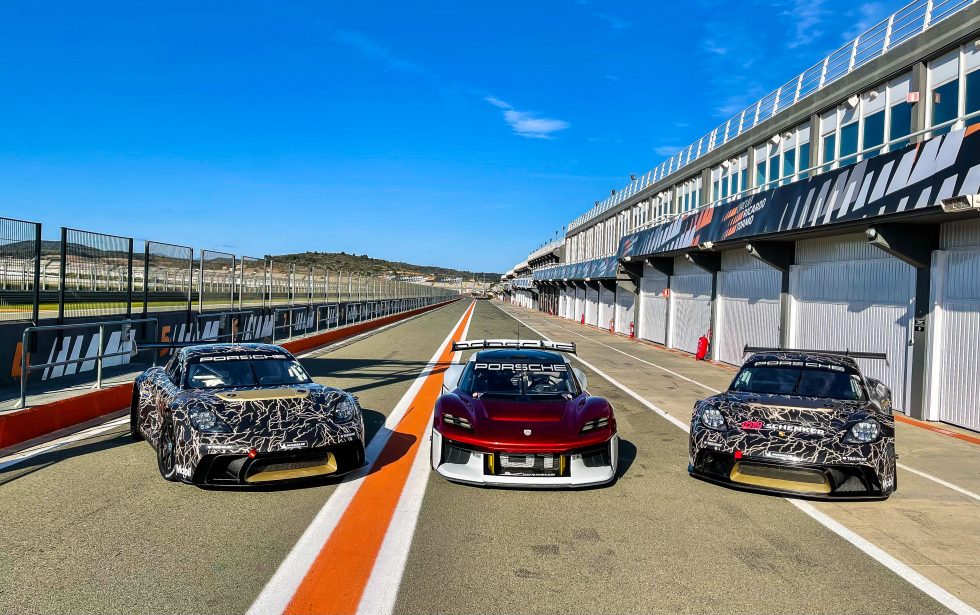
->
[186,437,366,486]
[431,429,618,488]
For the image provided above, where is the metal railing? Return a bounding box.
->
[19,317,159,408]
[560,109,980,265]
[566,0,977,233]
[272,306,313,343]
[195,310,254,343]
[527,237,566,262]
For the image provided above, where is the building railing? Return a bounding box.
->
[564,109,980,264]
[567,0,977,233]
[527,237,566,262]
[19,317,159,408]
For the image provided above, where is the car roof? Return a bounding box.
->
[473,348,566,363]
[746,351,860,371]
[181,343,291,361]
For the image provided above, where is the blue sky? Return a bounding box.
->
[1,0,907,273]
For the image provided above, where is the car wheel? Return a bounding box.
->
[157,417,178,482]
[129,390,144,441]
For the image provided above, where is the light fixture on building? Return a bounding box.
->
[868,89,880,100]
[611,189,617,196]
[630,174,637,181]
[769,134,781,145]
[940,195,980,212]
[846,94,860,108]
[721,159,732,169]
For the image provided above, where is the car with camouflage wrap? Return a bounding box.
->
[689,348,896,499]
[431,339,618,488]
[130,343,365,486]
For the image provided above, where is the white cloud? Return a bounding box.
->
[843,2,887,41]
[593,12,630,30]
[702,39,728,56]
[786,0,826,50]
[653,145,683,156]
[485,97,570,139]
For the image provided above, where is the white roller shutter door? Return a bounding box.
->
[717,250,781,366]
[639,264,668,344]
[615,285,636,335]
[670,273,712,354]
[585,285,600,326]
[599,285,616,331]
[574,286,585,322]
[789,235,915,412]
[927,220,980,431]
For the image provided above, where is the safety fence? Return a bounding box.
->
[0,217,457,325]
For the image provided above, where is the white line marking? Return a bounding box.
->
[897,463,980,502]
[247,301,474,615]
[503,303,980,504]
[356,305,474,615]
[497,303,979,615]
[0,416,128,472]
[502,304,721,393]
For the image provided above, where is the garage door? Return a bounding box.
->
[585,284,599,326]
[615,284,636,335]
[927,220,980,431]
[790,235,915,412]
[638,264,667,344]
[670,273,712,354]
[717,249,780,366]
[599,285,615,331]
[574,286,585,322]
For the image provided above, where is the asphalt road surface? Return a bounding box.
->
[0,299,968,615]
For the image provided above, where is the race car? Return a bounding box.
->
[130,343,366,486]
[689,348,897,499]
[431,339,619,488]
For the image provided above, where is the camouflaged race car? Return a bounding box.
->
[130,343,365,486]
[689,349,896,499]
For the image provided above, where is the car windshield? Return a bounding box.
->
[186,358,312,389]
[459,361,578,397]
[729,361,866,401]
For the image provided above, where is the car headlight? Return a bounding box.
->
[845,419,881,443]
[580,416,609,433]
[188,407,231,433]
[699,406,726,430]
[333,396,359,423]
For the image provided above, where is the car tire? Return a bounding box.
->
[157,417,179,482]
[129,390,144,441]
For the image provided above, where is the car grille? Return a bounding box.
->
[492,452,567,477]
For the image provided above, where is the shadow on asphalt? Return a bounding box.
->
[304,357,432,395]
[0,430,132,486]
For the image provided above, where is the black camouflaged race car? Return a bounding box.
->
[131,343,366,486]
[689,348,896,499]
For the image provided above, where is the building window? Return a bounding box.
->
[929,50,959,136]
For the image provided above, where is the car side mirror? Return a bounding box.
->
[573,367,588,392]
[867,378,892,406]
[442,364,465,394]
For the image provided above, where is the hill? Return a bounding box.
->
[268,251,500,281]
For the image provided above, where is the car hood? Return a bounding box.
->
[177,384,346,431]
[708,391,874,432]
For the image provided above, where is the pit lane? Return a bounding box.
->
[0,299,974,615]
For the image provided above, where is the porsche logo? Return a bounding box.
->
[523,429,532,436]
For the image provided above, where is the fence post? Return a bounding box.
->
[95,323,104,390]
[126,237,134,319]
[57,227,67,327]
[19,328,29,408]
[32,222,41,327]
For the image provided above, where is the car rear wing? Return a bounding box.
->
[452,339,576,354]
[743,345,887,361]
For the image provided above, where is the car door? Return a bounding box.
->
[144,356,183,445]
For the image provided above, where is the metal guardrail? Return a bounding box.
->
[272,306,313,343]
[195,310,253,343]
[566,0,977,233]
[19,317,159,408]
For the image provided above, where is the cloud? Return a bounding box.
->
[593,12,630,30]
[604,74,620,81]
[843,2,887,41]
[334,29,440,84]
[485,97,570,139]
[702,39,728,56]
[653,145,683,156]
[785,0,826,50]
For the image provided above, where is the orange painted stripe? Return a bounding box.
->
[284,301,475,615]
[895,414,980,446]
